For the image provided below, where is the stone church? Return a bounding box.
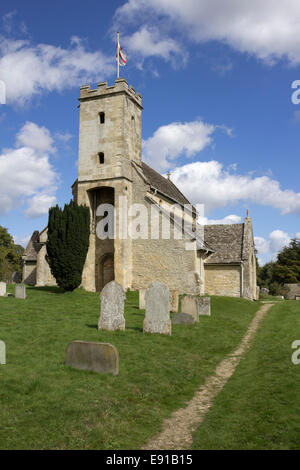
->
[22,78,258,300]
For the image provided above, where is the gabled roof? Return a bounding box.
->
[204,224,244,264]
[141,162,191,207]
[23,231,42,262]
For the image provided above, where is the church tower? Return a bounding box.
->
[73,78,143,291]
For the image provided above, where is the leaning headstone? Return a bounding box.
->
[0,282,6,297]
[143,281,171,335]
[65,341,119,375]
[181,295,199,321]
[98,281,125,331]
[172,312,195,325]
[139,288,146,310]
[15,284,26,299]
[198,296,211,316]
[0,341,5,365]
[170,290,179,312]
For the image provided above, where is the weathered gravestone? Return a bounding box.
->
[170,290,179,312]
[15,284,26,299]
[0,282,6,297]
[98,281,125,331]
[181,295,211,320]
[172,312,195,325]
[197,296,211,316]
[181,295,199,321]
[139,288,146,310]
[143,281,171,335]
[0,340,5,365]
[65,341,119,375]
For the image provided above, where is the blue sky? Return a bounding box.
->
[0,0,300,264]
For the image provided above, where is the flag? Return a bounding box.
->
[116,36,128,66]
[119,47,128,66]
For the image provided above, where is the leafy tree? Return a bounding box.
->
[46,200,90,291]
[0,226,24,281]
[276,238,300,281]
[257,238,300,294]
[257,261,275,288]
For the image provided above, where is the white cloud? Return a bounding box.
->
[0,122,58,217]
[269,230,291,254]
[16,121,56,154]
[13,234,31,248]
[199,214,242,225]
[170,160,300,216]
[143,119,230,170]
[255,230,292,265]
[116,0,300,65]
[0,35,114,105]
[123,25,187,66]
[25,193,57,219]
[54,132,73,143]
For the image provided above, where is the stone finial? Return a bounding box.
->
[167,171,171,180]
[246,209,250,218]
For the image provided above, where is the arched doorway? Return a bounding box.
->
[97,253,114,291]
[89,186,115,292]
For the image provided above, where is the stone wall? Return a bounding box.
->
[131,166,200,294]
[204,264,241,297]
[23,261,37,285]
[36,244,56,287]
[284,283,300,300]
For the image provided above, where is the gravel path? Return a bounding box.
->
[142,303,274,450]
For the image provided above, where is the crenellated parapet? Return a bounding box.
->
[79,78,143,108]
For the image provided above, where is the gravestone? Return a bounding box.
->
[181,295,199,321]
[98,281,125,331]
[181,295,211,320]
[0,282,6,297]
[65,341,119,375]
[295,296,300,301]
[170,290,179,312]
[198,296,211,316]
[143,281,171,335]
[139,288,146,310]
[0,340,5,365]
[172,312,195,325]
[261,287,269,295]
[15,284,26,299]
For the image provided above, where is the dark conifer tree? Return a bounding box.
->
[46,200,90,291]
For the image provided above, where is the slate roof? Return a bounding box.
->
[141,162,191,207]
[204,224,244,264]
[23,231,42,261]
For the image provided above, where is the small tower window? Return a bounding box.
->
[98,152,104,164]
[99,112,105,124]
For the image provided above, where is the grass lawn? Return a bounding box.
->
[0,285,260,450]
[192,300,300,450]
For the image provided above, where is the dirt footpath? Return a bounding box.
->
[142,303,274,450]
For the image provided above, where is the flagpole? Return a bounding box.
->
[117,31,120,79]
